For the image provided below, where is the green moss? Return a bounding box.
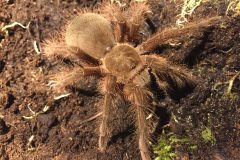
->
[153,132,177,160]
[201,127,216,145]
[153,131,196,160]
[201,115,216,145]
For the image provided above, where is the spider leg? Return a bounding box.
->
[145,17,157,34]
[43,38,99,66]
[116,21,128,43]
[67,46,100,66]
[98,75,126,152]
[99,1,149,43]
[124,84,153,160]
[43,37,71,58]
[138,16,221,54]
[98,1,127,42]
[49,66,105,92]
[126,1,149,43]
[142,54,196,94]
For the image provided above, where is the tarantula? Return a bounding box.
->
[43,1,220,159]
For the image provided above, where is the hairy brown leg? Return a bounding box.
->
[98,1,127,42]
[127,1,149,43]
[112,7,129,43]
[99,1,149,43]
[43,40,70,58]
[67,46,100,66]
[127,22,140,43]
[124,84,152,160]
[43,39,100,66]
[141,54,196,92]
[116,21,128,42]
[98,75,119,152]
[49,66,105,92]
[145,17,157,34]
[138,16,221,53]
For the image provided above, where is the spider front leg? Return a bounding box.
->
[99,1,127,42]
[126,1,149,43]
[100,1,149,43]
[138,16,221,53]
[124,84,153,160]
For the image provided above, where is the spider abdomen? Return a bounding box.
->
[65,13,115,59]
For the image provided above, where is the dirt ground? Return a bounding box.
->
[0,0,240,160]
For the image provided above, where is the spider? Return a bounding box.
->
[43,1,220,159]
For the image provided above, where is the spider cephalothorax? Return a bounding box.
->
[43,1,220,160]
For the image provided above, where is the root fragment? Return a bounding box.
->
[80,112,103,125]
[54,93,71,100]
[213,71,240,98]
[226,71,240,97]
[176,0,205,26]
[22,104,50,120]
[1,21,30,33]
[27,135,35,151]
[33,40,41,54]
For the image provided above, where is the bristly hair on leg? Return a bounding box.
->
[139,16,221,53]
[99,0,150,43]
[76,6,98,15]
[98,75,128,152]
[124,84,153,160]
[128,1,149,24]
[42,24,82,61]
[42,31,67,58]
[98,0,128,42]
[98,0,124,22]
[127,1,149,42]
[142,55,196,94]
[48,67,84,93]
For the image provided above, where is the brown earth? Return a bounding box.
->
[0,0,240,160]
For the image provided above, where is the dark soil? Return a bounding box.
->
[0,0,239,160]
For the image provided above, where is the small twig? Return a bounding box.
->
[1,21,31,33]
[226,71,240,96]
[27,135,36,151]
[213,71,240,98]
[213,82,227,91]
[80,112,103,125]
[54,93,71,100]
[33,40,41,54]
[28,104,36,114]
[22,104,50,120]
[26,18,42,55]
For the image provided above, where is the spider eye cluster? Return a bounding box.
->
[104,44,141,78]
